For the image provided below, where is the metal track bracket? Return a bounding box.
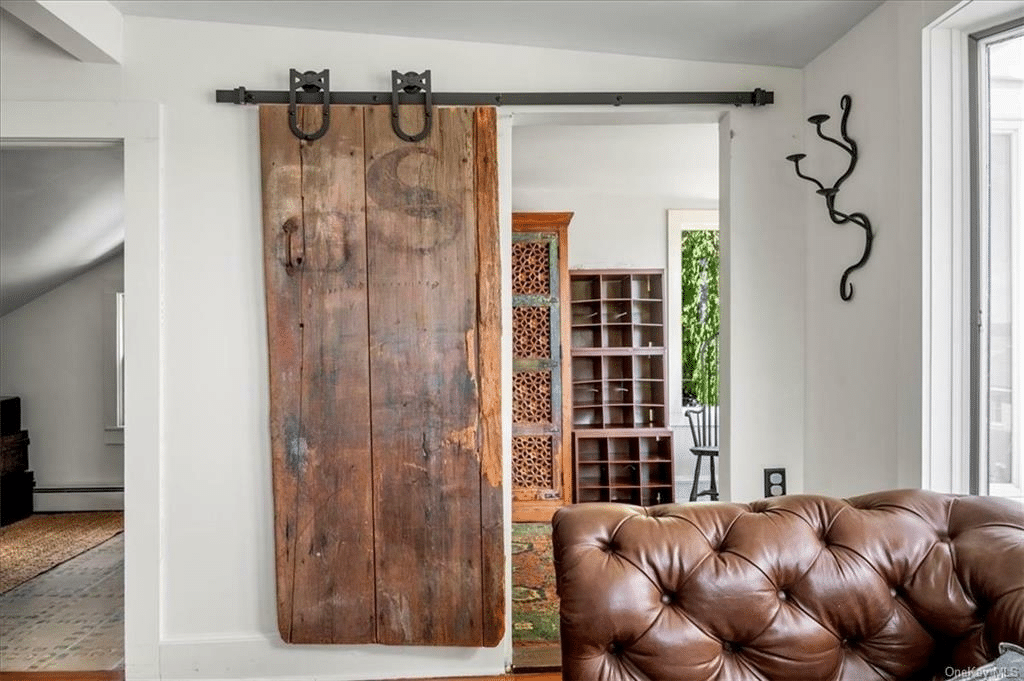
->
[390,70,432,143]
[288,69,330,141]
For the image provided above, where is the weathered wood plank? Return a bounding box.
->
[365,105,483,645]
[475,106,505,648]
[291,105,375,643]
[260,105,304,641]
[262,105,376,643]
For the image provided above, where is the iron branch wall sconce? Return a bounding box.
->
[787,95,874,301]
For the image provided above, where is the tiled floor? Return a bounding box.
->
[0,533,124,672]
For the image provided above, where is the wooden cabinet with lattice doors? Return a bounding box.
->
[511,212,573,521]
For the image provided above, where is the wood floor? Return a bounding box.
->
[0,674,561,681]
[0,674,124,681]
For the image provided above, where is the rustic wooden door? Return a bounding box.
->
[510,212,573,522]
[260,104,502,646]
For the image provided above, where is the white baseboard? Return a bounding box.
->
[33,487,124,512]
[157,633,507,681]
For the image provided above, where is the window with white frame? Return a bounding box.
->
[973,26,1022,499]
[666,209,719,424]
[923,5,1024,497]
[116,291,125,428]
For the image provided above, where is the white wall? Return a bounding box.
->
[1,10,806,681]
[0,252,124,510]
[512,123,718,267]
[801,0,958,497]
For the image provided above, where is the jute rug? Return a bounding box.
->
[0,512,124,593]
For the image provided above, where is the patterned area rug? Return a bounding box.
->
[512,522,560,645]
[0,512,124,593]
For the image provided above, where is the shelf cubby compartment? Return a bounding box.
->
[608,463,639,486]
[571,325,601,349]
[572,405,604,428]
[604,406,636,428]
[577,463,607,488]
[577,488,606,503]
[604,300,632,321]
[572,356,602,382]
[641,486,673,506]
[572,381,602,407]
[571,276,601,301]
[575,437,606,462]
[603,380,634,406]
[640,462,672,487]
[632,299,663,324]
[633,405,665,428]
[638,435,672,462]
[633,379,665,406]
[632,274,660,299]
[604,322,633,348]
[602,275,632,300]
[605,437,636,461]
[634,355,664,381]
[608,488,642,505]
[603,356,633,380]
[572,301,601,320]
[633,324,664,348]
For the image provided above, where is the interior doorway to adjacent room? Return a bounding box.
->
[0,140,127,673]
[508,119,720,671]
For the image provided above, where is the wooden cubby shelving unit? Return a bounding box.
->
[570,270,673,505]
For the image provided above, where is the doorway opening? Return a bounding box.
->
[0,140,126,673]
[507,118,721,670]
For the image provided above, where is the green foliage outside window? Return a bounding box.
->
[681,230,720,406]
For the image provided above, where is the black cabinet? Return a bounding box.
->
[0,397,33,525]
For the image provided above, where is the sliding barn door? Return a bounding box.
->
[260,104,502,646]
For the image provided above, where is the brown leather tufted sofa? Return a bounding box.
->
[552,489,1024,681]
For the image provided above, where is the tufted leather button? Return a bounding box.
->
[889,587,898,597]
[777,590,787,601]
[660,592,673,605]
[608,642,622,656]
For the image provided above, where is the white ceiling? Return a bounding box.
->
[109,0,884,69]
[0,143,124,316]
[0,1,885,317]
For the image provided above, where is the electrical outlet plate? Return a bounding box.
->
[764,468,786,497]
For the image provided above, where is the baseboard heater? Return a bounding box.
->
[34,485,124,494]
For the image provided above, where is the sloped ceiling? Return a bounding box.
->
[0,143,124,317]
[109,0,884,69]
[0,1,886,316]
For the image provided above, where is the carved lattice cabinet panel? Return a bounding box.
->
[511,212,573,521]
